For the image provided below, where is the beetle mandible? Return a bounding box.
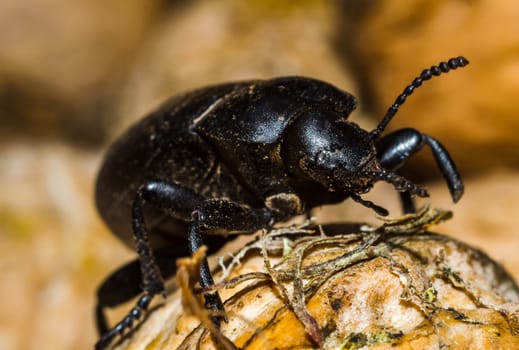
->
[94,56,468,349]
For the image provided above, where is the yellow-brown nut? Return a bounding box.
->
[113,208,519,349]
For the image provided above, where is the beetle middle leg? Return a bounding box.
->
[96,180,271,349]
[376,127,464,213]
[95,182,205,349]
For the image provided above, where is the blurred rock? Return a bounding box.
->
[111,0,361,138]
[0,143,131,350]
[0,0,165,146]
[335,0,519,177]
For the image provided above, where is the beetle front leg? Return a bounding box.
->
[398,191,416,214]
[96,182,272,349]
[376,128,464,212]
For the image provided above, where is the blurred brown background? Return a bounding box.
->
[0,0,518,349]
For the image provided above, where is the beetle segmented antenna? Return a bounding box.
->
[370,56,469,140]
[361,170,429,198]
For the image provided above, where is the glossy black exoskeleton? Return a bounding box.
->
[94,57,468,349]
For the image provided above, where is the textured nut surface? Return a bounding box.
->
[113,210,519,349]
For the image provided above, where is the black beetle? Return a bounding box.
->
[94,56,468,349]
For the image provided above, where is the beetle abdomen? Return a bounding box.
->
[95,82,258,247]
[96,77,357,246]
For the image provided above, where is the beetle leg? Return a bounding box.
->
[398,191,416,214]
[376,128,464,211]
[96,181,208,349]
[189,199,272,322]
[95,246,183,336]
[95,293,153,350]
[96,182,272,349]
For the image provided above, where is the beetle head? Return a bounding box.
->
[283,109,378,193]
[282,108,428,215]
[283,57,469,214]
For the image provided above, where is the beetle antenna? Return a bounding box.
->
[362,170,429,198]
[369,56,469,140]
